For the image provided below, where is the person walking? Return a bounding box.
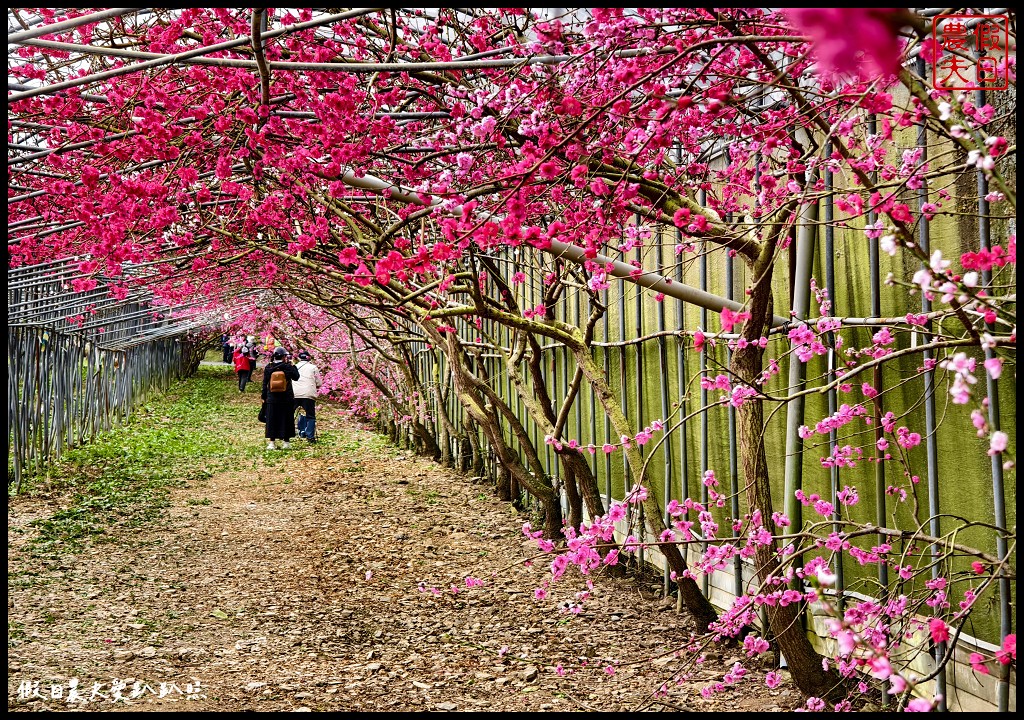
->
[262,347,300,450]
[292,350,324,443]
[232,337,254,392]
[244,334,260,366]
[221,333,232,364]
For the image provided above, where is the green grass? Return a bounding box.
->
[18,366,252,554]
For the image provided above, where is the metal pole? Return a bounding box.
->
[546,239,790,328]
[635,239,646,566]
[725,228,743,599]
[913,58,946,711]
[674,218,691,579]
[867,114,889,707]
[824,141,846,609]
[698,189,709,598]
[7,8,141,43]
[976,82,1011,715]
[658,230,674,597]
[619,261,629,496]
[603,289,612,502]
[782,174,818,561]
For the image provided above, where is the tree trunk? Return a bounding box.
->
[559,450,607,520]
[410,419,441,460]
[559,460,582,531]
[729,233,843,701]
[496,465,513,502]
[732,344,843,699]
[467,421,485,476]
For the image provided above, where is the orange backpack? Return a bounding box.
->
[269,369,287,393]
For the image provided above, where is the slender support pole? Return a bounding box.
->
[782,177,819,554]
[824,142,846,610]
[726,236,743,599]
[866,114,890,706]
[657,232,674,596]
[698,190,709,598]
[915,58,945,711]
[619,266,629,495]
[976,84,1011,715]
[635,240,646,565]
[603,290,612,502]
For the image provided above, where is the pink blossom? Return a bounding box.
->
[971,410,989,435]
[765,671,781,689]
[988,431,1009,455]
[929,618,949,643]
[784,9,905,80]
[835,629,857,655]
[815,565,837,586]
[887,673,907,694]
[867,655,893,680]
[837,486,859,505]
[906,697,935,712]
[872,327,895,346]
[984,357,1002,379]
[969,652,990,675]
[627,484,649,503]
[693,330,705,352]
[720,307,751,333]
[996,634,1016,664]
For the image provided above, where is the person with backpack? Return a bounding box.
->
[292,350,324,443]
[261,347,300,450]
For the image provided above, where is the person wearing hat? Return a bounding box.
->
[292,350,324,443]
[260,346,300,450]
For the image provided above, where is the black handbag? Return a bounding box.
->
[258,401,267,423]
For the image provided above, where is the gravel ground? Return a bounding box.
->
[8,409,799,712]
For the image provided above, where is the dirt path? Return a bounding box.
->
[8,399,796,712]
